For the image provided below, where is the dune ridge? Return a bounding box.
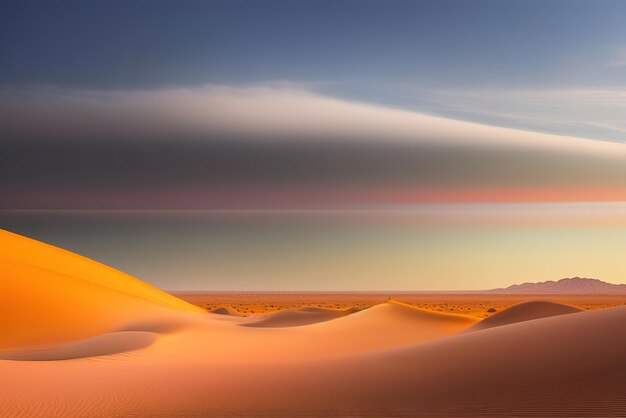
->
[0,229,202,349]
[242,306,358,327]
[467,300,583,331]
[328,299,478,329]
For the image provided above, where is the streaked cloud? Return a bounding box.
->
[417,87,626,143]
[2,84,626,151]
[3,84,626,209]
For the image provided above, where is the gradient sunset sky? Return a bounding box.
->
[2,0,626,289]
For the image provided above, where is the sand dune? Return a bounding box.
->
[151,300,479,364]
[1,230,625,417]
[223,304,626,416]
[303,299,478,343]
[209,306,241,316]
[243,306,357,327]
[349,299,476,325]
[0,229,202,349]
[467,300,583,331]
[1,304,624,416]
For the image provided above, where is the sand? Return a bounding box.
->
[2,229,626,417]
[0,230,202,350]
[467,300,583,331]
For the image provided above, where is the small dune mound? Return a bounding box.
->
[270,300,480,353]
[242,307,356,328]
[336,300,478,330]
[209,307,241,316]
[468,301,582,332]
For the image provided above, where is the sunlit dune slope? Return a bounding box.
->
[467,300,582,332]
[0,229,203,349]
[283,300,479,353]
[331,299,477,331]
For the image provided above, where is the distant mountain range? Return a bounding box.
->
[489,277,626,294]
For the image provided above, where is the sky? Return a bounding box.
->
[2,1,626,289]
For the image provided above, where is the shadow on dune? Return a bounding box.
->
[0,331,158,361]
[116,318,189,334]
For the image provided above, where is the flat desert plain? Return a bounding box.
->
[174,291,626,318]
[2,229,626,417]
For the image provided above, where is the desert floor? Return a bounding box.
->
[2,229,626,417]
[174,291,626,318]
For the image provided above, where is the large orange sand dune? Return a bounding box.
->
[0,230,202,349]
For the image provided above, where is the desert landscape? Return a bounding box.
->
[3,2,626,416]
[2,229,626,417]
[174,290,626,318]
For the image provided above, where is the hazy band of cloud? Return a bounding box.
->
[3,84,626,208]
[2,83,626,152]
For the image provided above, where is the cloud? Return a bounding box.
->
[3,84,626,209]
[420,87,626,143]
[1,84,626,155]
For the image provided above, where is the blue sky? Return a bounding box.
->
[1,0,625,88]
[2,0,625,141]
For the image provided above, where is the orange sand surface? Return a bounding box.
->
[2,229,626,417]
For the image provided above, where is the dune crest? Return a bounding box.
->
[468,300,582,332]
[243,306,357,328]
[350,299,478,325]
[0,229,203,349]
[283,300,479,352]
